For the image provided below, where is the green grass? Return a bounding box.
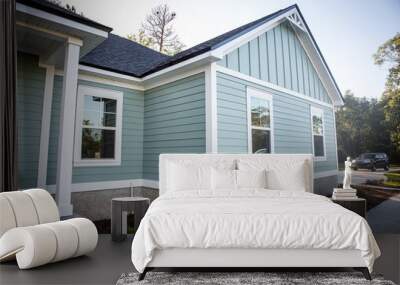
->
[383,181,400,188]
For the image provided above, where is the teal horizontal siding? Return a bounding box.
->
[143,73,206,180]
[217,72,338,173]
[46,79,144,184]
[16,53,45,189]
[218,21,331,104]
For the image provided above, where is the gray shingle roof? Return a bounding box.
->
[80,34,169,77]
[80,5,296,78]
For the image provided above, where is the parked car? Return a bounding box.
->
[351,153,389,171]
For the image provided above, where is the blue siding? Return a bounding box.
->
[47,79,144,184]
[143,73,206,180]
[16,53,45,188]
[219,21,331,104]
[217,72,338,173]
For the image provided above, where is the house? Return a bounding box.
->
[15,0,343,218]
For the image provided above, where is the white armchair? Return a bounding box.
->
[0,189,98,269]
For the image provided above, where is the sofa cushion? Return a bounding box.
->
[212,168,237,191]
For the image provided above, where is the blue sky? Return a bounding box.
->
[61,0,399,99]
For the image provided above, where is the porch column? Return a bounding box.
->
[55,38,82,216]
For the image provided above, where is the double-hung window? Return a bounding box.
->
[247,88,273,153]
[74,85,123,166]
[310,106,325,160]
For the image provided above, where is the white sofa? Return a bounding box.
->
[0,189,98,269]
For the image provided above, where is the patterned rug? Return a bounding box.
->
[116,271,395,285]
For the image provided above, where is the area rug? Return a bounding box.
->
[116,271,395,285]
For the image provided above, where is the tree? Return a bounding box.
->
[127,30,155,49]
[46,0,84,16]
[335,91,391,163]
[128,4,185,55]
[374,33,400,153]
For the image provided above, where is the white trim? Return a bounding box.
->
[291,25,344,107]
[205,63,218,153]
[16,21,83,45]
[217,65,333,109]
[143,67,207,90]
[55,41,80,216]
[74,85,123,167]
[79,64,142,83]
[45,179,159,193]
[314,170,338,179]
[78,73,143,90]
[142,51,222,81]
[211,13,290,56]
[16,3,108,38]
[310,106,327,161]
[332,108,340,170]
[37,65,55,188]
[247,87,274,153]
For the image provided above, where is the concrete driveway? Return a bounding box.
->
[338,169,394,185]
[338,168,400,233]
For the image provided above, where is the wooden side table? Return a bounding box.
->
[331,198,366,218]
[111,197,150,241]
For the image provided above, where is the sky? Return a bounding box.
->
[61,0,400,99]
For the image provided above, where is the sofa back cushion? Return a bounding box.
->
[0,189,60,238]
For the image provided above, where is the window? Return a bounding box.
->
[74,86,123,166]
[247,88,273,153]
[311,106,325,160]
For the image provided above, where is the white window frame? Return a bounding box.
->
[310,106,326,161]
[247,87,274,153]
[74,85,123,167]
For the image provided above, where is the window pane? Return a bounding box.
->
[84,95,102,111]
[81,128,115,159]
[251,97,270,128]
[103,98,117,113]
[83,110,101,126]
[312,115,323,135]
[314,135,324,157]
[252,129,270,153]
[102,113,116,127]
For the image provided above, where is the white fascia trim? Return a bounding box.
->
[205,63,218,153]
[78,73,144,90]
[37,65,55,188]
[45,179,159,193]
[143,66,207,90]
[79,65,141,83]
[217,65,333,109]
[16,3,108,38]
[211,12,291,56]
[289,22,344,107]
[314,170,338,179]
[17,21,83,45]
[142,51,222,81]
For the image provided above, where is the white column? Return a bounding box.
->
[205,62,218,153]
[37,65,55,189]
[55,38,82,216]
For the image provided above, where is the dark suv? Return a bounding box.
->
[352,153,389,171]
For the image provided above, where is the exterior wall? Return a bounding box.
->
[218,21,332,104]
[16,53,46,188]
[216,72,338,176]
[143,73,206,181]
[47,78,144,185]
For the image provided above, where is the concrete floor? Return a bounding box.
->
[1,234,399,285]
[0,235,134,285]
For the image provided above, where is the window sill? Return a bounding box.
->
[74,160,121,167]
